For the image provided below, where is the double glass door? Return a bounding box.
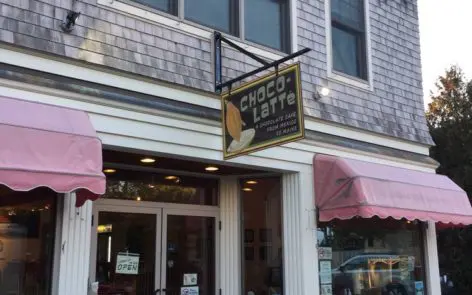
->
[90,204,217,295]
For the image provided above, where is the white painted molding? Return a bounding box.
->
[0,50,431,157]
[424,221,441,295]
[304,118,431,156]
[219,177,241,295]
[57,193,93,295]
[283,173,308,295]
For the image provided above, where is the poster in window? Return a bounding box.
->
[260,228,272,243]
[244,229,254,243]
[415,281,424,295]
[318,247,332,260]
[319,272,332,284]
[245,246,254,261]
[320,284,333,295]
[319,261,332,273]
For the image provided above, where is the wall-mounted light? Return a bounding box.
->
[61,10,81,33]
[313,86,330,100]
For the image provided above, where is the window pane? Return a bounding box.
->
[103,170,218,206]
[332,27,364,78]
[317,218,426,295]
[241,178,283,295]
[132,0,177,14]
[165,216,215,295]
[0,186,57,295]
[331,0,364,30]
[245,0,289,52]
[185,0,237,34]
[96,212,156,294]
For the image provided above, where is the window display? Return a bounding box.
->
[317,218,426,295]
[0,186,57,295]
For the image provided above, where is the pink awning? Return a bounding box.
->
[0,96,105,206]
[314,154,472,226]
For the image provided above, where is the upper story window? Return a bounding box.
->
[131,0,291,52]
[330,0,367,80]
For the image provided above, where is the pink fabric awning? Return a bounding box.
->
[0,96,105,206]
[314,154,472,226]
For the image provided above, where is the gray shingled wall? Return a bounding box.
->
[0,0,433,145]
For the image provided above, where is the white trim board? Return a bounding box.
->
[0,81,434,173]
[0,48,431,156]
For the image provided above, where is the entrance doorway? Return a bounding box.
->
[89,200,218,295]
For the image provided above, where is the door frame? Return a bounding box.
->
[89,198,220,295]
[160,208,220,295]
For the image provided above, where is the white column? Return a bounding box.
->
[219,177,241,295]
[283,170,319,295]
[57,193,93,295]
[424,221,441,295]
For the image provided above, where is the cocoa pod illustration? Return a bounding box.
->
[226,101,242,141]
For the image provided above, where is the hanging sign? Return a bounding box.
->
[116,252,140,275]
[222,63,304,159]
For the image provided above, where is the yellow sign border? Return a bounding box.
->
[221,63,305,160]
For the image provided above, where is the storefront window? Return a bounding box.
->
[103,170,218,205]
[317,218,426,295]
[241,177,283,295]
[0,186,57,295]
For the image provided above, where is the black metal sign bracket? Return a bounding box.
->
[214,31,311,93]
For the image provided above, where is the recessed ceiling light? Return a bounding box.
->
[136,197,141,201]
[242,188,253,192]
[140,157,156,163]
[103,169,116,174]
[165,176,178,180]
[205,166,219,172]
[246,180,258,185]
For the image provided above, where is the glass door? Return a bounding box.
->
[160,209,218,295]
[90,205,218,295]
[91,206,162,295]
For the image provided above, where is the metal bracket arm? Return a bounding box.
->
[213,31,311,93]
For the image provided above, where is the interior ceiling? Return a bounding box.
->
[102,149,269,176]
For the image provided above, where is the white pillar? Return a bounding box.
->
[57,193,93,295]
[219,177,241,295]
[424,221,441,295]
[283,170,319,295]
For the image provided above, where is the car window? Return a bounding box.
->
[343,257,366,271]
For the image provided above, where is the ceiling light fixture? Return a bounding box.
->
[140,157,156,163]
[242,188,253,192]
[103,169,116,174]
[246,180,258,185]
[205,166,219,172]
[165,176,178,180]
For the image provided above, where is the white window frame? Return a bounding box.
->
[97,0,297,61]
[325,0,374,91]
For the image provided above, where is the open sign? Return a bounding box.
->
[116,252,140,275]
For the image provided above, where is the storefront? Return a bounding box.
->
[0,96,106,294]
[1,50,472,295]
[314,154,472,295]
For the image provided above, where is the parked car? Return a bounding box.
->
[331,254,416,295]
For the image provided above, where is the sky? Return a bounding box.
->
[418,0,472,108]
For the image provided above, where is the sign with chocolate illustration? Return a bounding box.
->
[222,63,304,159]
